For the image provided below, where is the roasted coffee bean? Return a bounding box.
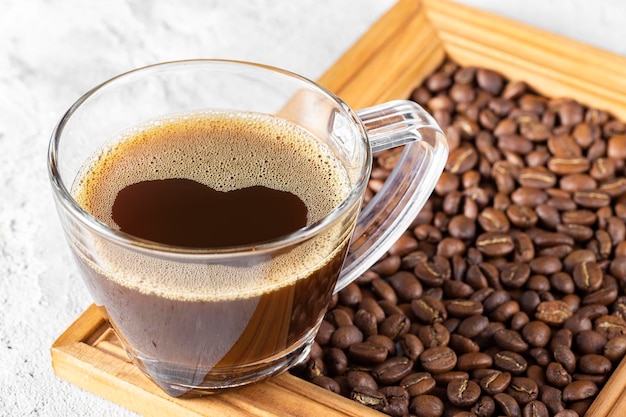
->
[418,322,450,348]
[401,372,436,397]
[494,329,529,352]
[522,321,551,348]
[420,346,457,374]
[479,370,512,395]
[373,356,414,385]
[353,308,378,337]
[494,351,528,374]
[578,353,612,374]
[300,60,626,416]
[447,378,481,407]
[325,347,348,375]
[351,386,386,411]
[409,394,444,417]
[388,271,423,302]
[507,376,539,405]
[398,333,424,361]
[535,300,573,325]
[575,329,607,355]
[380,314,411,340]
[311,375,341,393]
[348,341,388,365]
[493,392,521,417]
[346,370,378,391]
[371,278,398,305]
[456,352,493,371]
[604,335,626,362]
[562,380,598,402]
[470,395,496,417]
[476,232,515,256]
[371,255,401,276]
[331,325,363,349]
[456,314,489,338]
[446,299,484,317]
[523,400,550,417]
[412,295,447,324]
[449,334,480,354]
[553,345,577,374]
[546,362,571,388]
[572,261,603,293]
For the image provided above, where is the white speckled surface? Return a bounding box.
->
[0,1,624,415]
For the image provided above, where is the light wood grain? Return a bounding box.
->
[51,0,626,415]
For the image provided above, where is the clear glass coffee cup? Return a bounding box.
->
[48,60,447,396]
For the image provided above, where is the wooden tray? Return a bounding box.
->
[51,0,626,415]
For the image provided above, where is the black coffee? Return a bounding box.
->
[71,111,353,393]
[112,179,307,247]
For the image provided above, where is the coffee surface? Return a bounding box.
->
[72,110,352,300]
[112,179,307,248]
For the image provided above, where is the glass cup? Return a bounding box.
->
[48,60,447,396]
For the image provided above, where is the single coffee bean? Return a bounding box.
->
[523,400,550,417]
[562,380,598,402]
[507,376,539,405]
[446,299,484,317]
[456,352,493,371]
[351,386,387,411]
[401,372,436,397]
[325,347,348,376]
[604,335,626,362]
[449,334,480,354]
[346,370,378,391]
[494,329,529,353]
[311,375,341,393]
[388,271,423,302]
[572,261,603,293]
[373,356,414,385]
[479,370,512,395]
[578,353,612,374]
[493,392,521,417]
[494,351,528,374]
[412,295,447,324]
[420,346,457,374]
[348,341,388,365]
[447,378,481,407]
[379,314,411,340]
[409,394,444,417]
[371,278,398,305]
[398,333,424,362]
[546,362,572,388]
[553,345,577,374]
[379,387,409,417]
[476,231,516,257]
[541,385,565,415]
[535,300,573,325]
[418,322,450,348]
[522,321,551,348]
[575,329,607,355]
[456,314,489,338]
[353,308,378,337]
[331,325,363,350]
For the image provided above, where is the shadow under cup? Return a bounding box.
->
[48,60,447,397]
[48,60,371,396]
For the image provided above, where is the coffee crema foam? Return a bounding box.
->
[72,111,354,301]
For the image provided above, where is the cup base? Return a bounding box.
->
[125,330,316,398]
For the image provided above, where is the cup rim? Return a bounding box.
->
[48,59,372,256]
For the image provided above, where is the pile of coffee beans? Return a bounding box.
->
[292,60,626,417]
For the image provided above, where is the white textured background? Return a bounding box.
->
[0,1,624,416]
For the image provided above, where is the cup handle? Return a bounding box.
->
[334,100,448,293]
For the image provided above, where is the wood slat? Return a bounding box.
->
[51,1,626,415]
[423,0,626,119]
